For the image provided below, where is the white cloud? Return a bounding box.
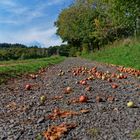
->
[0,0,16,7]
[0,26,63,47]
[0,0,69,47]
[0,0,46,25]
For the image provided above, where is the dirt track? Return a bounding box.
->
[0,58,140,140]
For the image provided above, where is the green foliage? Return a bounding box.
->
[0,43,48,60]
[69,46,77,57]
[81,43,89,55]
[48,44,71,57]
[0,56,65,84]
[82,38,140,70]
[55,1,109,49]
[55,0,140,51]
[87,128,100,138]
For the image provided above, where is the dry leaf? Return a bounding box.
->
[6,102,17,110]
[52,96,63,100]
[80,109,90,114]
[107,96,115,102]
[43,123,77,140]
[48,109,78,120]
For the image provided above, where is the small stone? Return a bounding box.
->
[82,136,90,140]
[37,117,45,124]
[10,119,14,123]
[1,136,8,140]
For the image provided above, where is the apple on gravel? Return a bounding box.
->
[25,84,31,90]
[127,101,134,108]
[40,95,46,103]
[79,95,88,103]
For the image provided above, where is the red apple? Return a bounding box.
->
[81,80,87,85]
[25,84,31,90]
[79,95,88,103]
[64,87,72,94]
[111,83,118,89]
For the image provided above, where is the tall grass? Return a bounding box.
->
[83,38,140,70]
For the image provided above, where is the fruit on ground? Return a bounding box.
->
[111,83,118,89]
[127,101,134,108]
[81,80,87,85]
[64,87,72,94]
[25,84,31,90]
[40,96,46,103]
[79,95,88,103]
[85,86,92,91]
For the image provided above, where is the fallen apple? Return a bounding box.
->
[79,95,88,103]
[127,101,134,108]
[64,87,72,94]
[81,80,87,85]
[101,75,106,80]
[40,95,46,103]
[25,84,31,90]
[123,75,127,79]
[87,76,94,80]
[61,72,65,76]
[107,78,112,82]
[85,86,92,91]
[106,70,110,74]
[75,81,79,84]
[111,83,118,89]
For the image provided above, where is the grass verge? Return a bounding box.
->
[131,129,140,139]
[82,38,140,70]
[0,56,65,84]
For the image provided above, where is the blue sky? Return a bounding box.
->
[0,0,73,47]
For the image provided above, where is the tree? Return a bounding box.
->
[55,0,111,50]
[55,0,139,54]
[108,0,140,37]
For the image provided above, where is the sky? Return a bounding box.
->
[0,0,74,47]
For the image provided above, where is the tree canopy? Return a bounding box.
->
[55,0,140,50]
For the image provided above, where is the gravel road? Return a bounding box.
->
[0,58,140,140]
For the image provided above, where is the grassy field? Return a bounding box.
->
[83,38,140,70]
[0,56,65,84]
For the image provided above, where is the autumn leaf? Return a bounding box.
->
[48,109,78,120]
[80,109,90,114]
[43,123,77,140]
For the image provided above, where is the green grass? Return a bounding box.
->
[0,56,65,84]
[83,38,140,70]
[131,129,140,139]
[87,128,100,139]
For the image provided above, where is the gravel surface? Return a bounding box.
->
[0,57,140,140]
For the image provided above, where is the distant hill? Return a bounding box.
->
[0,43,28,49]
